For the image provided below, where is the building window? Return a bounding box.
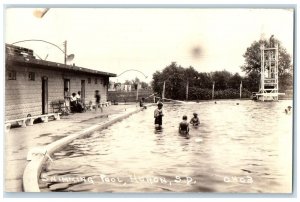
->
[88,78,91,84]
[29,72,35,81]
[104,77,108,86]
[95,78,97,84]
[8,70,16,80]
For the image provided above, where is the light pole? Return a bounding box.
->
[162,81,166,100]
[11,39,74,65]
[116,69,148,102]
[136,82,141,101]
[186,80,189,101]
[63,40,67,65]
[162,73,190,101]
[212,81,215,100]
[161,74,177,101]
[117,69,148,79]
[240,81,243,99]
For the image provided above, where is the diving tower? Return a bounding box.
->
[255,41,284,101]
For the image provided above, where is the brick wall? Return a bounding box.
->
[5,65,109,121]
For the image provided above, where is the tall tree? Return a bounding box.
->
[241,38,293,91]
[228,73,242,89]
[197,72,213,89]
[162,62,186,100]
[184,66,199,87]
[279,72,293,92]
[243,71,260,92]
[140,81,149,89]
[151,62,187,100]
[152,70,164,94]
[212,70,232,90]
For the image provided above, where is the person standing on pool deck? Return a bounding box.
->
[154,102,164,128]
[95,90,103,112]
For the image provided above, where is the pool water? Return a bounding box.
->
[39,100,293,193]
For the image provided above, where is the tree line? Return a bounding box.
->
[152,62,251,100]
[151,37,293,100]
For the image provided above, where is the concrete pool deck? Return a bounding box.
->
[5,103,146,192]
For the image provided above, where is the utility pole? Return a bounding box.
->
[136,82,139,101]
[240,81,243,99]
[162,81,166,101]
[63,40,67,65]
[12,39,74,65]
[186,80,189,101]
[212,81,215,99]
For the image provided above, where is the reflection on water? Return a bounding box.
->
[39,100,293,193]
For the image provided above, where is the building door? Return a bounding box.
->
[42,76,48,114]
[64,79,70,94]
[81,80,85,104]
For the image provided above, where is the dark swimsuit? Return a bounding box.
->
[191,117,199,126]
[155,115,162,125]
[180,122,189,132]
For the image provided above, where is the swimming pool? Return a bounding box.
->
[39,100,293,193]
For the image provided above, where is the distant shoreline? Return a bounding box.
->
[114,98,293,105]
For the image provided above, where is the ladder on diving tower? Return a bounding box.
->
[256,42,284,101]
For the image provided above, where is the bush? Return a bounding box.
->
[189,87,251,100]
[189,88,212,100]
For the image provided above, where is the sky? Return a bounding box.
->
[5,8,294,83]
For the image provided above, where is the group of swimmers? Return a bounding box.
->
[153,101,200,135]
[151,99,292,135]
[178,113,200,135]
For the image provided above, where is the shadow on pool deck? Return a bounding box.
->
[4,104,140,192]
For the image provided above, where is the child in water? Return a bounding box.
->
[190,113,200,126]
[179,115,189,135]
[285,106,292,114]
[154,102,164,128]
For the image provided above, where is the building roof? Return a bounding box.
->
[5,44,117,77]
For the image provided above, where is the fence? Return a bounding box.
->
[108,89,154,103]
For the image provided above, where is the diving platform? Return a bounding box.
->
[255,91,285,101]
[252,41,284,101]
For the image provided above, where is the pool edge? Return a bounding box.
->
[22,104,154,192]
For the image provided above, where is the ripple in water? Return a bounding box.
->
[39,100,293,193]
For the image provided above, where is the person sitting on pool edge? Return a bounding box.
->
[179,115,189,135]
[190,113,200,126]
[154,101,164,129]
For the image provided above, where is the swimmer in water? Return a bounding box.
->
[154,102,164,129]
[285,106,292,114]
[179,115,189,135]
[190,113,200,126]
